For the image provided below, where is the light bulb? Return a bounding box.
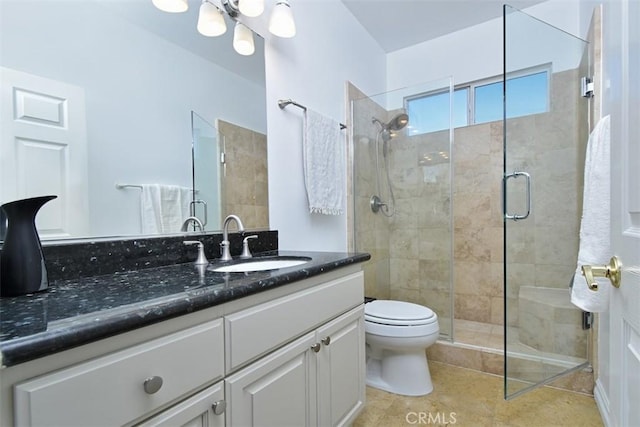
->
[152,0,188,13]
[233,22,255,56]
[269,0,296,38]
[197,1,227,37]
[238,0,264,17]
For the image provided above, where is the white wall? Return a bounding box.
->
[387,0,583,91]
[263,0,386,251]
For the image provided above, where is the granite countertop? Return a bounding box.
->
[0,250,370,367]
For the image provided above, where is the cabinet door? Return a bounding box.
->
[136,382,225,427]
[316,306,365,427]
[225,332,317,427]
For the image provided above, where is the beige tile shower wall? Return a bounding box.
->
[452,121,504,325]
[217,120,269,229]
[349,83,392,300]
[454,69,584,327]
[377,69,583,329]
[387,129,453,327]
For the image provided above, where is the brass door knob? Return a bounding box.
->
[581,256,621,291]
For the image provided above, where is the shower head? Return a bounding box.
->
[372,112,409,144]
[387,113,409,131]
[372,113,409,132]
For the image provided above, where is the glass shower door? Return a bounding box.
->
[503,5,590,399]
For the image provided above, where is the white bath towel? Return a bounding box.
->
[571,115,611,312]
[140,184,191,234]
[303,108,345,215]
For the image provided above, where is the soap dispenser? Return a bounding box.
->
[183,240,209,265]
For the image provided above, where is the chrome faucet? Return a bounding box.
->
[181,216,204,232]
[220,214,245,261]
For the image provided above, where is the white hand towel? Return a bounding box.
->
[303,108,345,215]
[571,115,611,312]
[140,184,191,234]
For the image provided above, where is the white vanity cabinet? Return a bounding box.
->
[7,267,365,427]
[224,272,365,427]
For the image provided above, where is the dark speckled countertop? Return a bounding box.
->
[0,250,370,367]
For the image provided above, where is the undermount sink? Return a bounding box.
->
[210,257,311,273]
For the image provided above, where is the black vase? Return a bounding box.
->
[1,195,57,297]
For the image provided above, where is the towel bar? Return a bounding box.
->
[115,183,199,193]
[278,99,347,130]
[115,183,143,190]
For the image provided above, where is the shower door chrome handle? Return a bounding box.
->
[503,171,531,221]
[189,199,208,226]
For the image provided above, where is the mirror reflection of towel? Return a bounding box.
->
[303,109,345,215]
[140,184,191,234]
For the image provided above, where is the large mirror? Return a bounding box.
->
[0,0,267,241]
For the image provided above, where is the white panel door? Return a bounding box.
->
[608,0,640,425]
[0,67,88,239]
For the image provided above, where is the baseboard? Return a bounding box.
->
[594,379,612,427]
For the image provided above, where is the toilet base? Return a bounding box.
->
[366,349,433,396]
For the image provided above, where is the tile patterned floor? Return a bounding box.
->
[353,361,603,427]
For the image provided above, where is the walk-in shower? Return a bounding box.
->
[370,113,409,216]
[348,4,592,400]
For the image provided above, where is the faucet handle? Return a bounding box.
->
[240,235,258,259]
[183,240,209,265]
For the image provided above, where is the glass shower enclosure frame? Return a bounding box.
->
[503,4,591,399]
[350,78,455,340]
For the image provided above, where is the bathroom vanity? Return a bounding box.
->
[0,249,370,426]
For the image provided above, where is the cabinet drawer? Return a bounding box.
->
[14,319,224,427]
[225,271,364,372]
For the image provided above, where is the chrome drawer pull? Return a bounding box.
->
[143,376,163,394]
[212,400,226,415]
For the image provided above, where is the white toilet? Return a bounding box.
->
[364,300,440,396]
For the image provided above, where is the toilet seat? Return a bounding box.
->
[365,300,436,326]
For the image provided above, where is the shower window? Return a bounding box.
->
[407,66,549,135]
[475,69,549,123]
[406,88,468,134]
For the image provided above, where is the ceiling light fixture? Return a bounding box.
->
[238,0,265,17]
[197,1,227,37]
[269,0,296,38]
[152,0,188,13]
[233,21,255,56]
[153,0,296,56]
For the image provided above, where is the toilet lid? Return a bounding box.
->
[365,300,436,325]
